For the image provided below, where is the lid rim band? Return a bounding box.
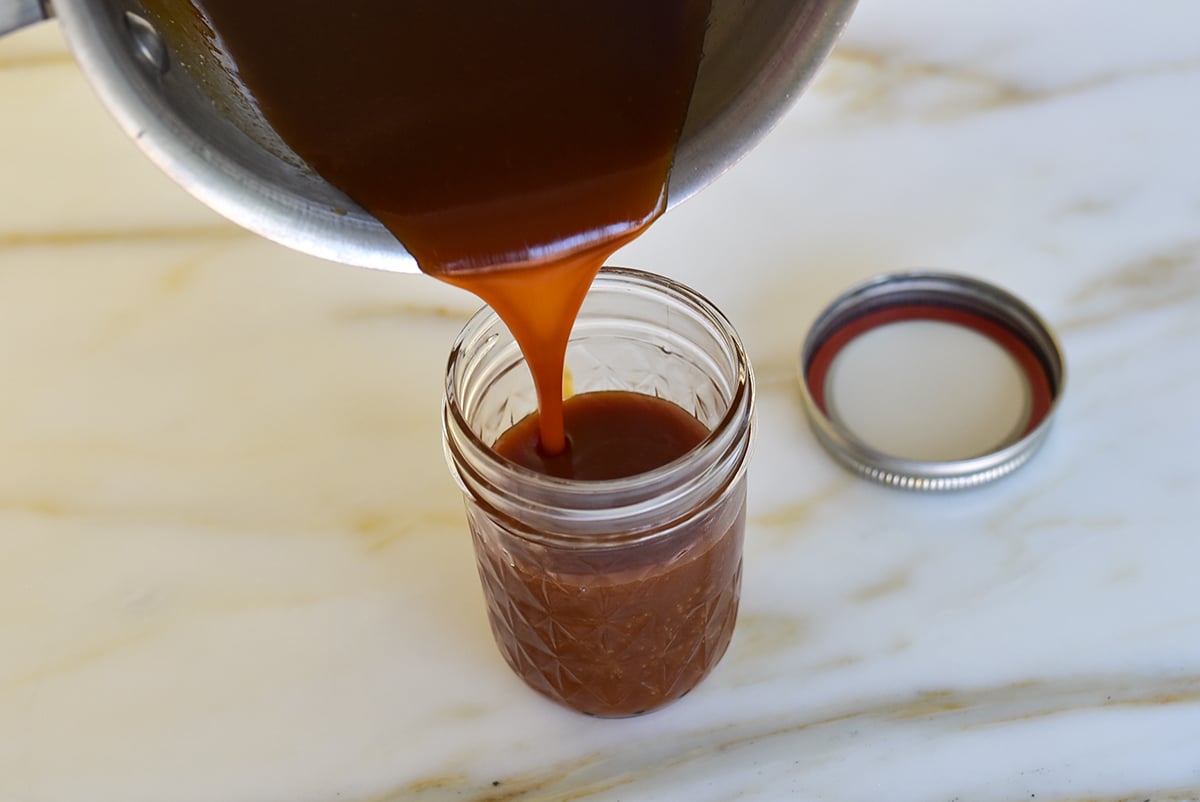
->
[798,271,1066,491]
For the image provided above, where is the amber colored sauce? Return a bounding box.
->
[191,0,710,453]
[483,391,742,717]
[476,466,746,717]
[494,391,710,480]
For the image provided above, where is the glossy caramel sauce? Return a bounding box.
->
[192,0,709,452]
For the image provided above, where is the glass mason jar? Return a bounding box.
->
[442,267,755,717]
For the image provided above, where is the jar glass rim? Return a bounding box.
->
[444,266,754,497]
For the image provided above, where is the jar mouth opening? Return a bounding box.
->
[445,266,753,496]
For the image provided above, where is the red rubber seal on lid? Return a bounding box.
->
[804,302,1055,440]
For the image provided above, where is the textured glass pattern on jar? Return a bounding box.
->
[467,479,745,716]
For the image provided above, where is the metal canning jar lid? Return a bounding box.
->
[798,271,1067,491]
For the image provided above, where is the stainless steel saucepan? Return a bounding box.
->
[1,0,857,272]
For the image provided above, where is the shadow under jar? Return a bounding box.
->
[443,267,755,717]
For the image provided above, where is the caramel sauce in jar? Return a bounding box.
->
[445,269,754,716]
[484,391,743,716]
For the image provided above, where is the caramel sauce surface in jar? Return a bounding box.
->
[486,391,743,716]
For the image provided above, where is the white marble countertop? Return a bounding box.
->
[3,2,1200,800]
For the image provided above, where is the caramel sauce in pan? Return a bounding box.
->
[194,0,709,452]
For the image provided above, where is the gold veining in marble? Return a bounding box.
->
[333,303,472,325]
[333,676,1200,802]
[731,612,810,661]
[0,224,246,251]
[851,565,914,603]
[1060,241,1200,333]
[358,773,468,801]
[0,619,175,695]
[356,754,607,802]
[350,510,463,554]
[750,477,852,531]
[1056,791,1200,802]
[819,48,1200,123]
[0,50,71,71]
[818,47,1038,120]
